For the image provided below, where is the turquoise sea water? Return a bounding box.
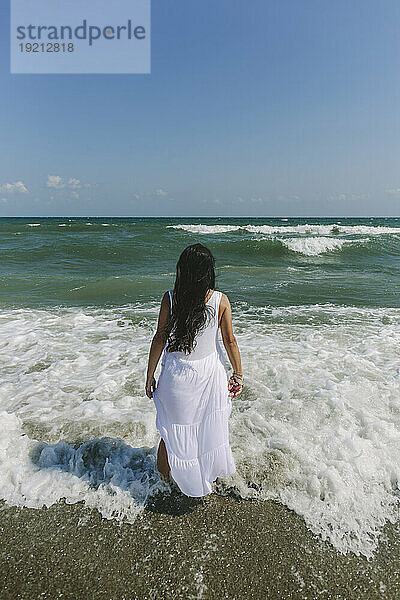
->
[0,216,399,308]
[1,216,399,558]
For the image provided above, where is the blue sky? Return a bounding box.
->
[1,0,400,217]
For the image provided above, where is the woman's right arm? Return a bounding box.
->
[220,293,243,397]
[145,291,170,399]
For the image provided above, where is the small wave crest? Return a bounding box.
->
[216,236,371,257]
[281,236,368,256]
[168,224,241,234]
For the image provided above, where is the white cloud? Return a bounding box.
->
[350,193,368,201]
[201,197,221,205]
[385,188,400,196]
[0,181,29,194]
[45,175,93,200]
[154,188,167,196]
[328,192,368,202]
[236,195,266,204]
[328,193,347,202]
[68,178,81,189]
[46,175,65,189]
[46,175,83,190]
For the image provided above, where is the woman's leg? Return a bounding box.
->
[157,438,171,479]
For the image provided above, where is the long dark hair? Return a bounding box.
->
[164,243,216,354]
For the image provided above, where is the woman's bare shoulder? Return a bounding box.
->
[161,290,170,302]
[219,292,230,308]
[160,290,171,310]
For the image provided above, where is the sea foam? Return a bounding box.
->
[281,236,367,256]
[168,223,400,236]
[1,303,399,557]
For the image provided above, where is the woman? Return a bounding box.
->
[145,243,243,497]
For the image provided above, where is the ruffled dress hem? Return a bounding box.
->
[154,413,236,497]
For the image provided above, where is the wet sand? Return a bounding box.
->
[0,493,399,600]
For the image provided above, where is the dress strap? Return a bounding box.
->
[168,290,173,315]
[208,290,221,326]
[214,291,222,326]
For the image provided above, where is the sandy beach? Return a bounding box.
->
[1,492,399,600]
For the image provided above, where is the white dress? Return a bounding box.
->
[153,289,236,497]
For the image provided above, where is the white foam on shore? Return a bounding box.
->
[1,303,399,557]
[0,412,167,522]
[168,223,400,236]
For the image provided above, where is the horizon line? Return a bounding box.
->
[0,215,399,219]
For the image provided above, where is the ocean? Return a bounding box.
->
[1,216,399,559]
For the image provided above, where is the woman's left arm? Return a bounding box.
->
[145,291,170,399]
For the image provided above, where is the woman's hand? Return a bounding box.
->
[145,375,156,399]
[228,375,243,398]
